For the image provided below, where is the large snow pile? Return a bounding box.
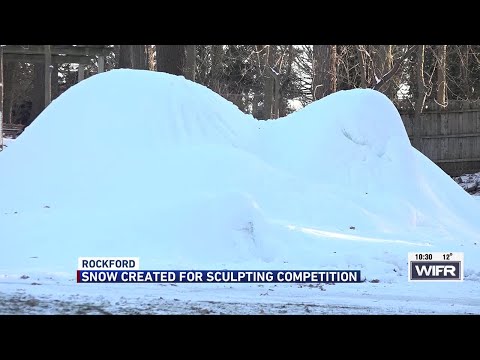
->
[1,69,479,282]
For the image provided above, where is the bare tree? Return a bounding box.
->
[119,45,133,68]
[263,45,275,119]
[330,46,337,94]
[460,45,471,99]
[373,45,418,93]
[156,45,185,75]
[373,45,393,97]
[51,63,59,100]
[185,45,196,81]
[29,63,45,124]
[312,45,337,100]
[357,46,368,88]
[147,45,156,71]
[210,45,223,93]
[413,45,426,149]
[278,45,294,117]
[436,45,447,106]
[119,45,146,70]
[2,62,18,124]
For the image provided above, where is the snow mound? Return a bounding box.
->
[18,69,257,149]
[1,70,479,281]
[257,89,415,188]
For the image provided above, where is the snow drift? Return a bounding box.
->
[1,69,479,282]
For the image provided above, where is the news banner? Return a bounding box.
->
[77,252,464,284]
[77,257,361,283]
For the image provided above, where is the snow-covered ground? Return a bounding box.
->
[1,70,479,314]
[2,275,479,314]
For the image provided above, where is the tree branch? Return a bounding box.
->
[356,46,367,88]
[373,45,418,91]
[280,45,294,93]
